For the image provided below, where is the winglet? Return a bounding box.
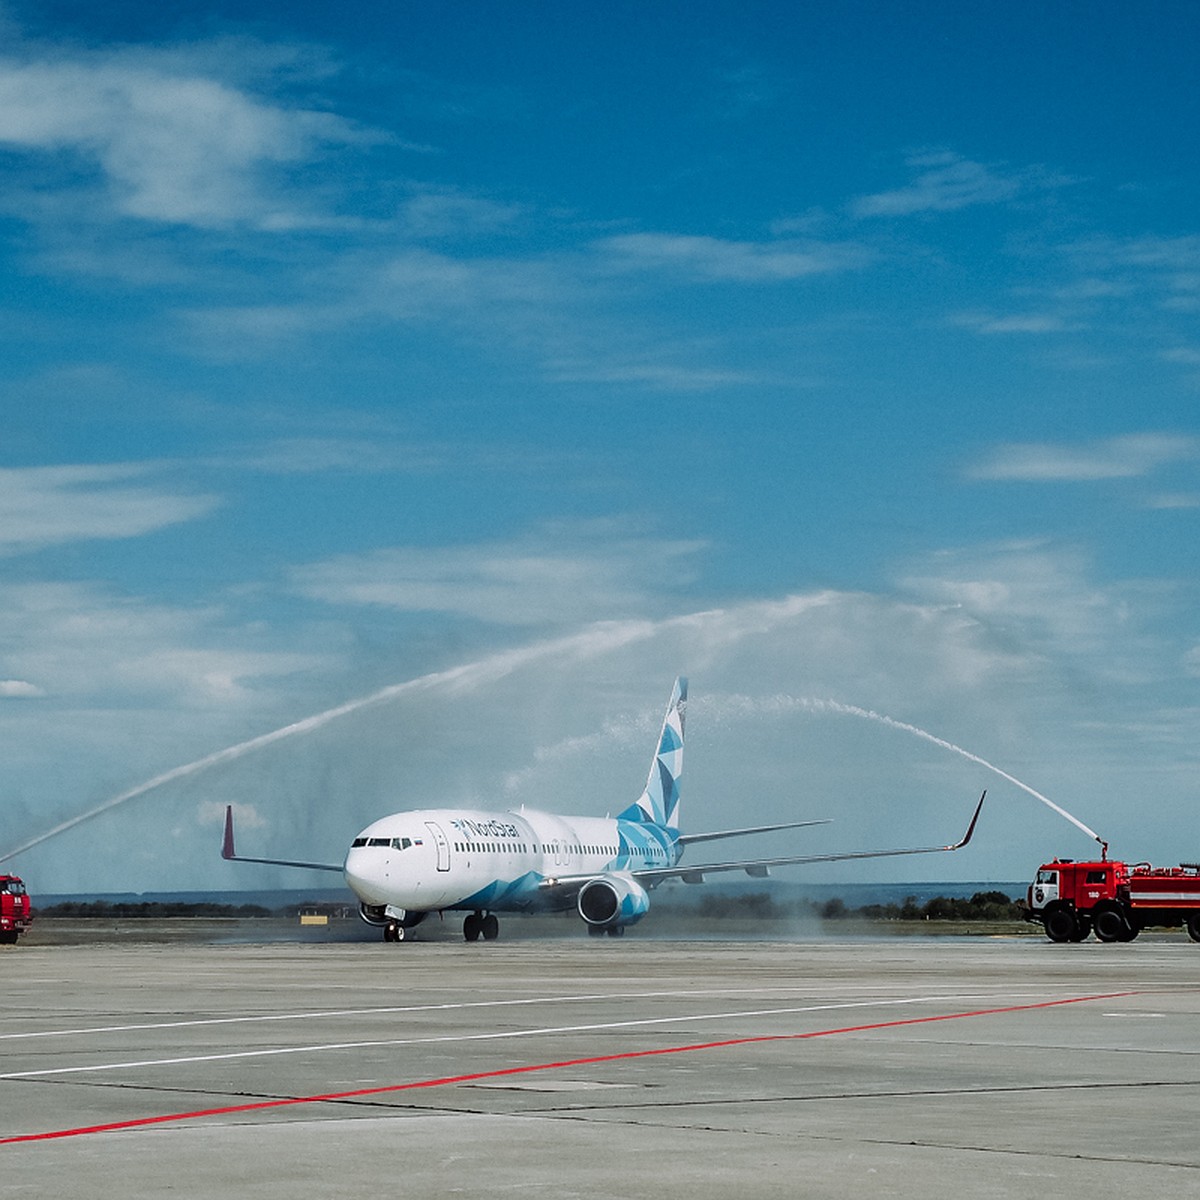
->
[949,790,986,850]
[218,806,344,873]
[221,805,236,860]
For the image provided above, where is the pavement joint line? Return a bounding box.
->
[0,990,1138,1146]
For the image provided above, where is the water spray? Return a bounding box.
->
[0,620,657,865]
[779,696,1107,851]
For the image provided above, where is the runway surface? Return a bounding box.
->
[2,931,1198,1198]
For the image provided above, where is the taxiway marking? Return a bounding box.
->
[0,991,1136,1144]
[0,995,976,1079]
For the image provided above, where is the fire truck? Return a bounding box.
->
[1023,857,1200,943]
[1,874,32,945]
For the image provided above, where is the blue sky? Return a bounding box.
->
[2,1,1198,894]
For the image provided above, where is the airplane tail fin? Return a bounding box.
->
[619,676,686,831]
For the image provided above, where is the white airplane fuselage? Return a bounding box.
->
[343,807,676,915]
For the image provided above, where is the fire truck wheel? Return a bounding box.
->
[1043,907,1077,943]
[1069,916,1092,942]
[1093,906,1131,943]
[1187,913,1200,943]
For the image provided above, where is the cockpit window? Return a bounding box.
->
[391,837,413,850]
[351,838,368,847]
[367,837,390,847]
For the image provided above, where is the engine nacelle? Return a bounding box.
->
[577,875,650,930]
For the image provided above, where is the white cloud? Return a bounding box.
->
[852,151,1027,218]
[0,51,374,228]
[182,248,566,352]
[1146,492,1200,510]
[543,357,759,391]
[1074,235,1200,273]
[399,188,525,239]
[0,581,325,707]
[290,523,708,626]
[1063,236,1200,314]
[897,542,1151,672]
[966,434,1200,483]
[0,680,44,698]
[952,310,1079,335]
[597,233,872,281]
[0,463,220,554]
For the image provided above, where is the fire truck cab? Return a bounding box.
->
[0,874,32,945]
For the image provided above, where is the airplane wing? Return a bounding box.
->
[637,792,985,884]
[220,805,345,873]
[539,792,984,894]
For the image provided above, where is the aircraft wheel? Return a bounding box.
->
[481,914,499,941]
[606,925,625,938]
[1186,912,1200,943]
[587,925,606,937]
[463,913,481,942]
[383,922,399,943]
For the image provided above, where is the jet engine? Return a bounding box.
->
[577,875,650,930]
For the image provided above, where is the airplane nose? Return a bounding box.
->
[343,848,391,905]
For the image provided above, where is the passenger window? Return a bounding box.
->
[1085,870,1106,884]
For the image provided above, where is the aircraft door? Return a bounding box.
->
[425,821,451,872]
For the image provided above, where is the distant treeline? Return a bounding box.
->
[35,892,1024,922]
[37,900,274,919]
[694,890,1022,922]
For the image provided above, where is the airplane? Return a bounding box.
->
[221,677,985,942]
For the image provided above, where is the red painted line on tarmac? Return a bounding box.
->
[0,991,1136,1145]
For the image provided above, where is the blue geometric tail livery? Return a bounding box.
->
[619,676,686,831]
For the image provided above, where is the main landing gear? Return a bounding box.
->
[463,911,499,942]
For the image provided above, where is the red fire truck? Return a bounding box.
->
[1,874,32,945]
[1023,857,1200,943]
